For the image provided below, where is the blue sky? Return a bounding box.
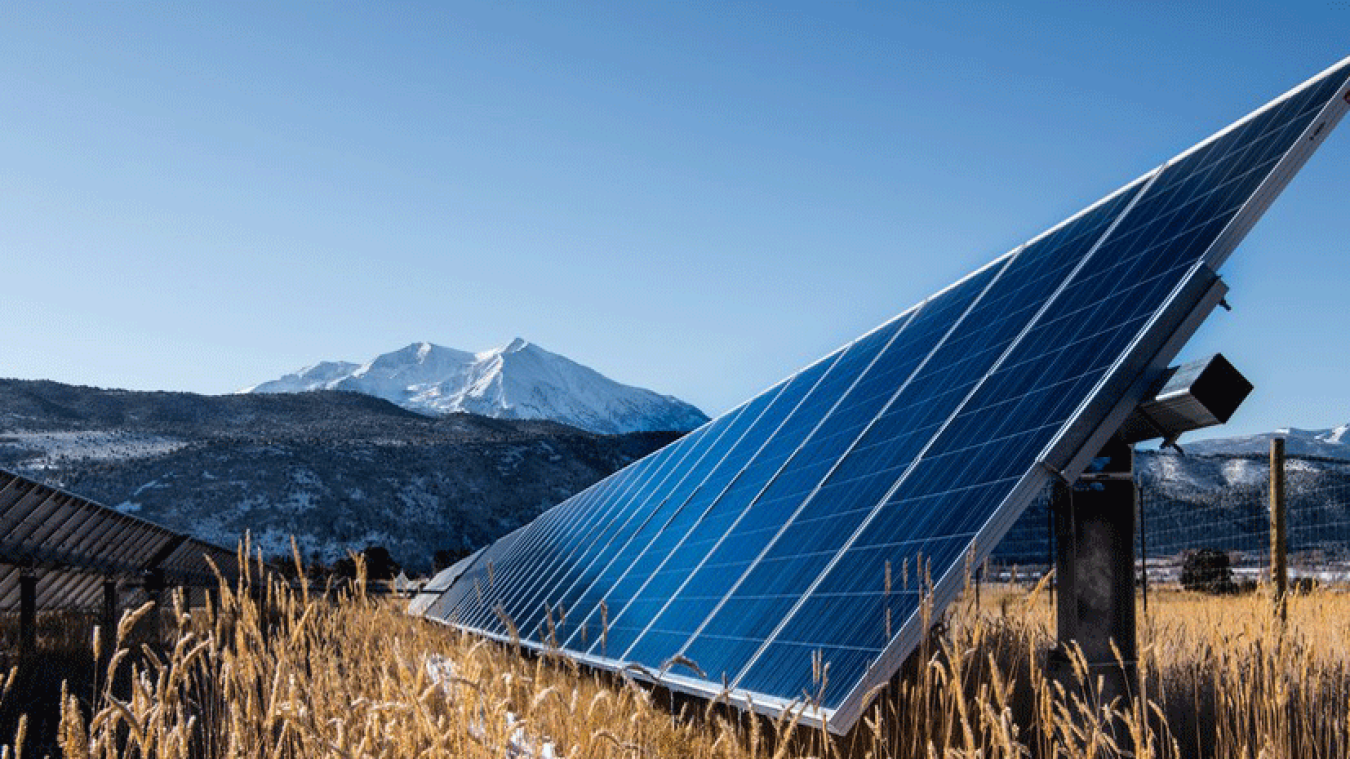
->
[1,2,1347,438]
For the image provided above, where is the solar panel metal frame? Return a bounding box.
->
[409,547,486,616]
[0,469,241,612]
[420,57,1350,734]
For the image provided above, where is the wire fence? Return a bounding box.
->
[986,448,1350,587]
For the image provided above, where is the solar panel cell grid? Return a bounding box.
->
[591,353,844,656]
[450,502,583,625]
[515,451,691,634]
[489,457,665,637]
[429,531,514,620]
[475,465,641,608]
[497,441,704,632]
[737,60,1350,711]
[556,400,773,651]
[543,427,729,642]
[450,416,710,629]
[418,57,1350,733]
[560,414,755,648]
[641,263,1005,673]
[471,411,731,616]
[618,317,912,665]
[680,183,1141,684]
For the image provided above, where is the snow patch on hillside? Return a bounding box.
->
[237,360,362,394]
[1220,457,1266,488]
[0,431,187,470]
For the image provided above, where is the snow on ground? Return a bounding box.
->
[1146,452,1227,492]
[0,430,187,468]
[1220,457,1266,488]
[423,654,558,758]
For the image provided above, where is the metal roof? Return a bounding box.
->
[0,469,240,611]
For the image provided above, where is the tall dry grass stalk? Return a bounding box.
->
[15,543,1350,758]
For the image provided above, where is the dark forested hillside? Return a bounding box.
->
[0,379,681,571]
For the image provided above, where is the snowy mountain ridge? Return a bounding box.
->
[241,339,709,435]
[1181,423,1350,459]
[1130,422,1350,509]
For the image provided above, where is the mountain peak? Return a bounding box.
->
[244,339,709,434]
[392,341,446,360]
[1324,423,1350,445]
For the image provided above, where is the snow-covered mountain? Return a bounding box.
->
[1182,423,1350,459]
[241,339,709,435]
[243,360,361,393]
[0,378,681,570]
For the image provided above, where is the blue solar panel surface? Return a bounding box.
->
[418,57,1350,732]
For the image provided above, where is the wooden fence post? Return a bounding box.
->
[1270,436,1287,621]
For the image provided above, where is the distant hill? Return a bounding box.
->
[1135,448,1350,562]
[0,378,680,571]
[994,425,1350,566]
[1180,423,1350,459]
[242,339,709,435]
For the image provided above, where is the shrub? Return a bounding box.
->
[1182,548,1237,594]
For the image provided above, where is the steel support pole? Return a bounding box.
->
[19,571,37,656]
[1050,436,1138,708]
[102,578,118,640]
[143,568,166,649]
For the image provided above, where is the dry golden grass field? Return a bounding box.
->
[3,555,1349,759]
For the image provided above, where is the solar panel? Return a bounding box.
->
[409,547,485,615]
[418,56,1350,733]
[0,469,241,612]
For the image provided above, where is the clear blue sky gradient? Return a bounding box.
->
[2,3,1347,438]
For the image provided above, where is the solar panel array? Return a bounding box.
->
[408,547,485,616]
[417,57,1350,732]
[0,469,240,612]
